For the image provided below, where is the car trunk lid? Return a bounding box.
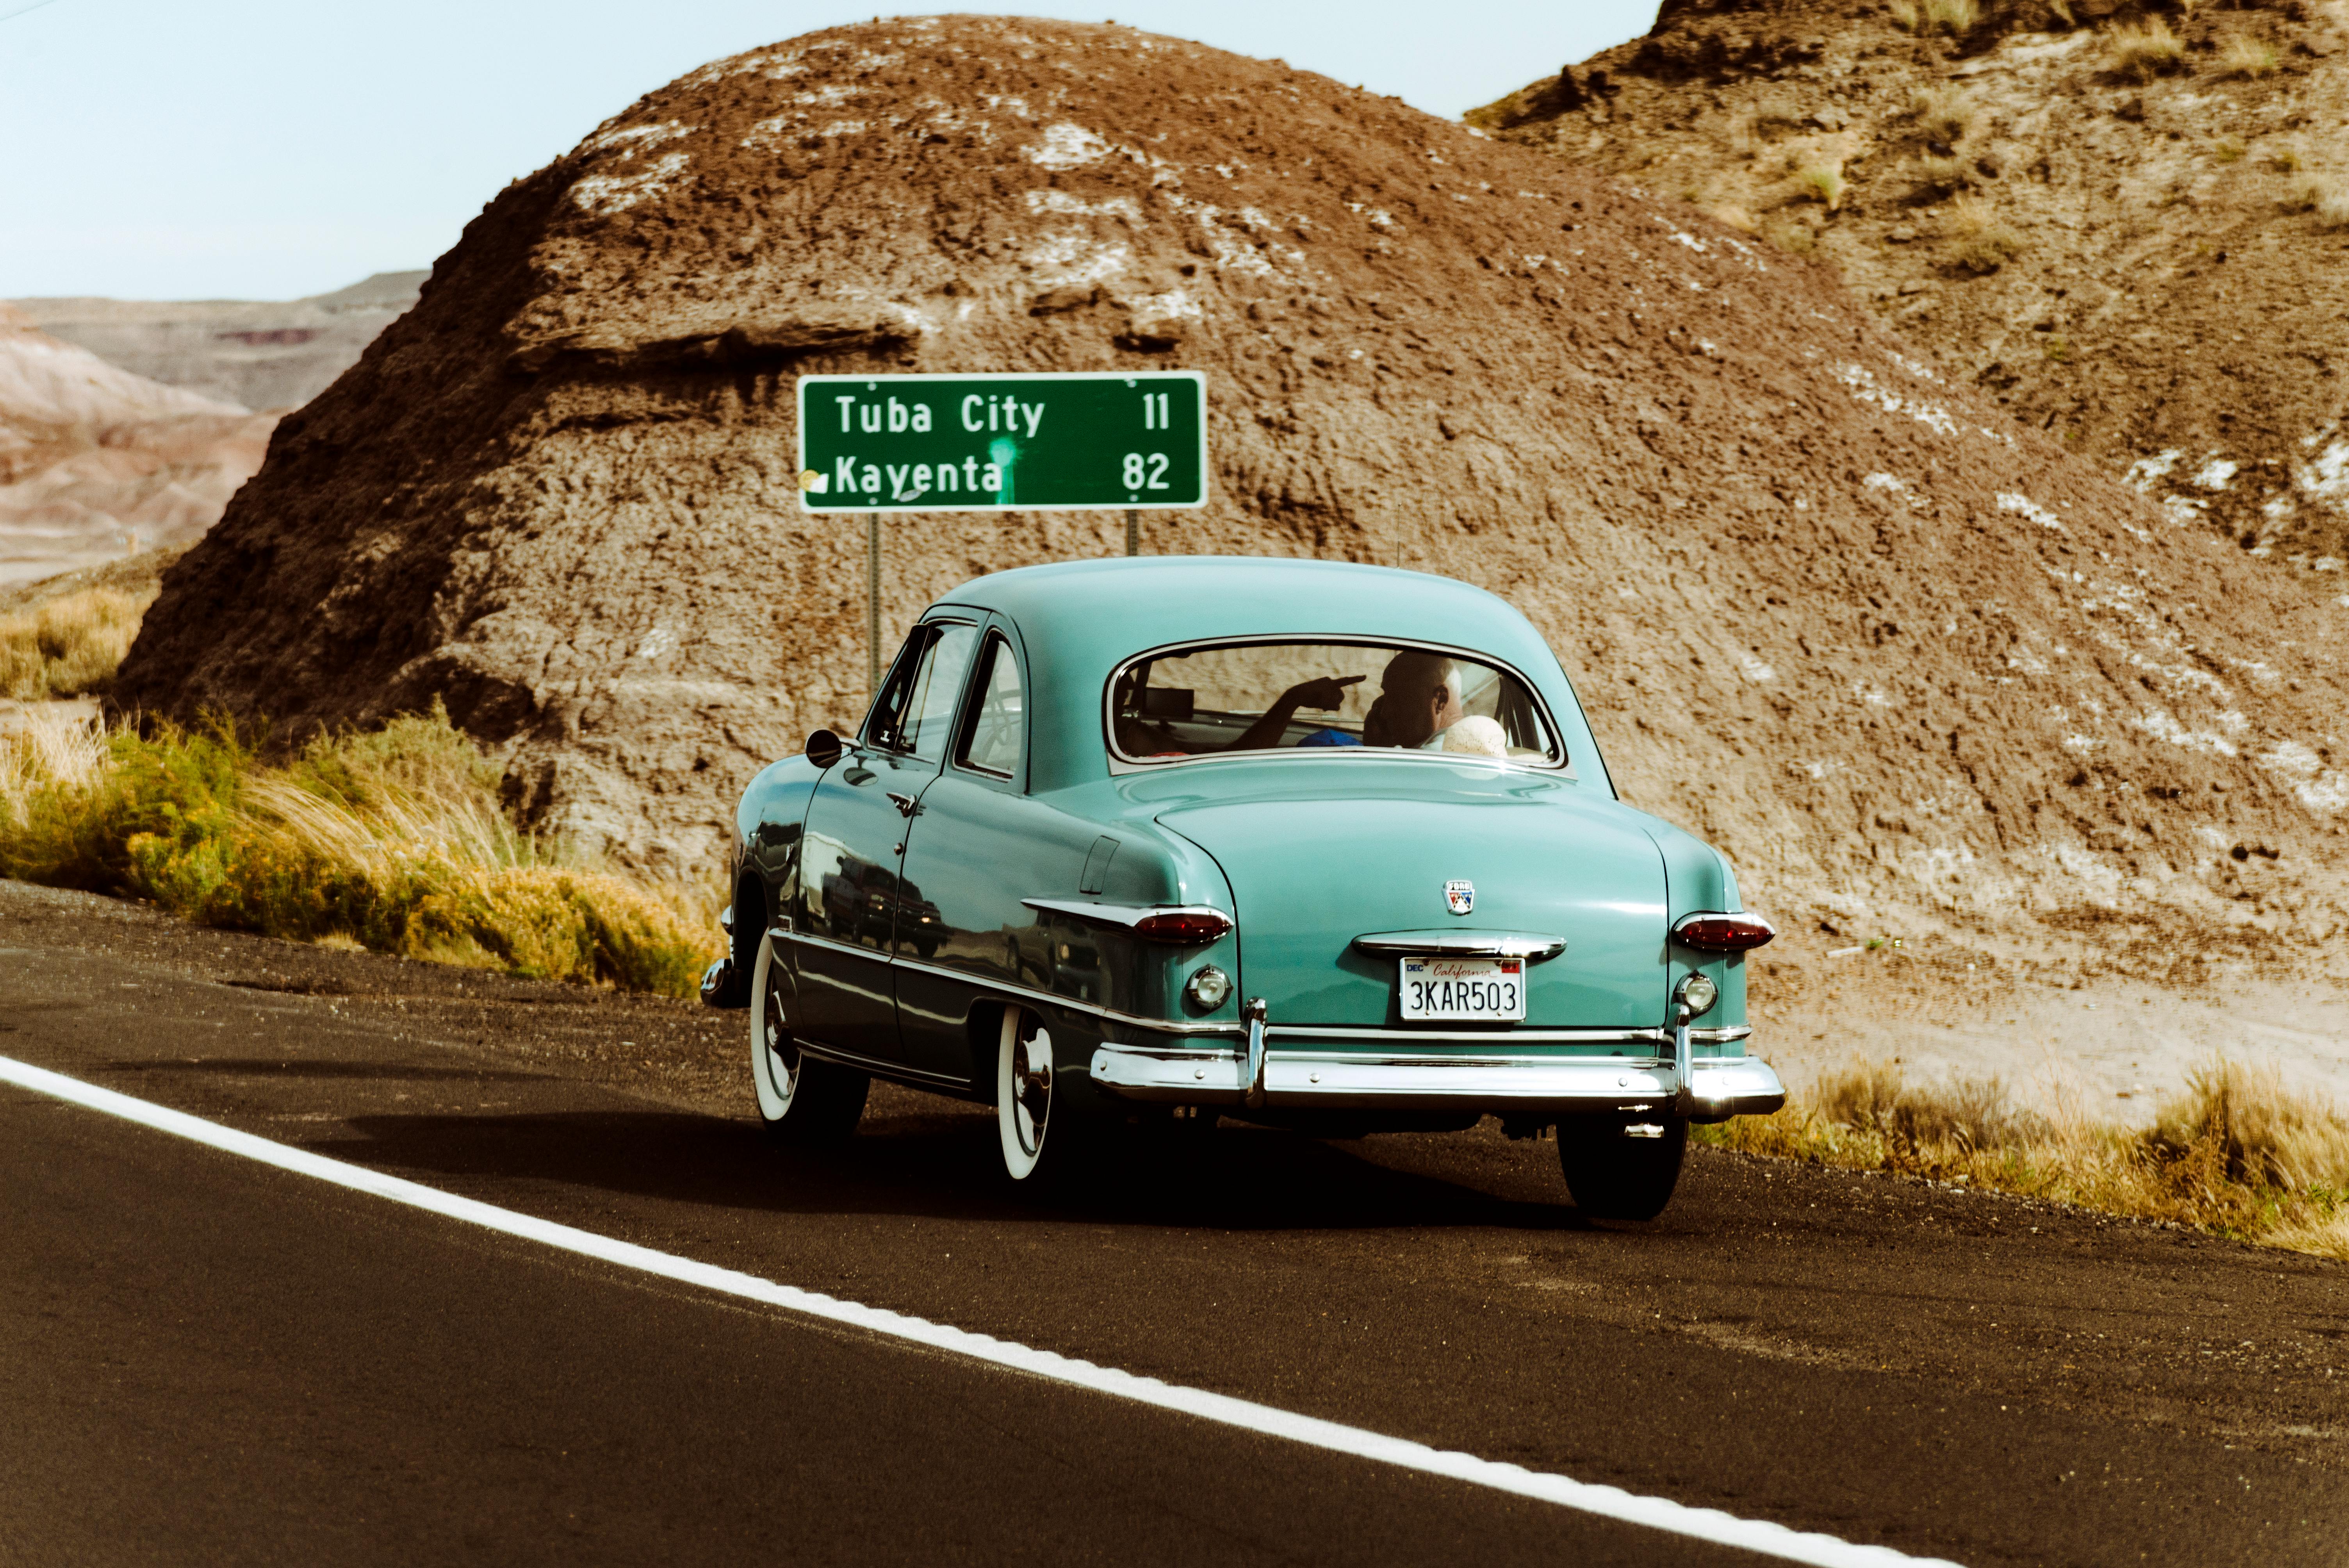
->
[1154,771,1666,1030]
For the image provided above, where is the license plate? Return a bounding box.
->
[1398,957,1526,1021]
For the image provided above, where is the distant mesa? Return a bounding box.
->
[11,270,424,413]
[0,274,421,587]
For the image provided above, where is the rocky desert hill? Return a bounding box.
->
[14,272,427,414]
[114,16,2349,964]
[1471,0,2349,572]
[0,305,272,586]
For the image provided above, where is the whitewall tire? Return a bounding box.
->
[996,1006,1058,1181]
[750,935,868,1144]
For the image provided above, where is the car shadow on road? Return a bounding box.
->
[310,1105,1593,1233]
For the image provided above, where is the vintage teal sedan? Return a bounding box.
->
[704,558,1783,1219]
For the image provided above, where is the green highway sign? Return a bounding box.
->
[797,371,1207,513]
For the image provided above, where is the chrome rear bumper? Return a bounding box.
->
[1087,1042,1786,1123]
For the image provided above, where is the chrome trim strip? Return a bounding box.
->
[1241,996,1269,1107]
[1280,1049,1652,1069]
[1690,1025,1752,1044]
[795,1039,975,1092]
[1020,898,1232,932]
[772,928,1246,1037]
[1672,1020,1693,1115]
[776,928,887,964]
[1088,1042,1786,1114]
[1353,930,1566,961]
[1267,1024,1664,1044]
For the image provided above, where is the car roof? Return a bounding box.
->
[939,556,1552,663]
[927,556,1602,794]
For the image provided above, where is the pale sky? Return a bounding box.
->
[1,0,1657,301]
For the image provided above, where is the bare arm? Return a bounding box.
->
[1222,674,1365,752]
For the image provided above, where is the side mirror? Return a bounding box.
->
[804,728,844,770]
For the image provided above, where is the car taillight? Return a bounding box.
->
[1672,911,1776,951]
[1131,911,1234,944]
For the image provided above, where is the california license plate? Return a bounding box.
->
[1398,957,1526,1021]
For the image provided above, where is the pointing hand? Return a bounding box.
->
[1289,674,1366,711]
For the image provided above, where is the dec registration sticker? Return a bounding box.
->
[1398,957,1526,1022]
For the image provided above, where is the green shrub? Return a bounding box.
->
[0,704,720,996]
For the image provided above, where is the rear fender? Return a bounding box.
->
[1641,820,1748,1050]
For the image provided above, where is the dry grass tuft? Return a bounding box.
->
[2288,173,2349,230]
[0,704,722,996]
[1793,161,1847,210]
[1916,153,1973,193]
[2214,137,2246,165]
[1893,0,1979,34]
[1926,0,1981,35]
[1905,86,1977,147]
[2219,35,2280,79]
[1764,220,1818,255]
[0,587,155,701]
[1945,195,2024,271]
[2110,18,2187,82]
[1698,1057,2349,1259]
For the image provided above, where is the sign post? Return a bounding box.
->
[797,371,1208,699]
[866,514,880,697]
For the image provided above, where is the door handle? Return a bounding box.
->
[886,791,921,819]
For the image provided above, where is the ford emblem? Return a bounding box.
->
[1445,879,1474,916]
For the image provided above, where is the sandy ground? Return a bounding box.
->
[1757,938,2349,1113]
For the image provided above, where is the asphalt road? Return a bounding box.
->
[2,880,2344,1566]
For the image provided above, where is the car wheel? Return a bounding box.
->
[1557,1115,1686,1221]
[749,935,868,1143]
[996,1005,1080,1182]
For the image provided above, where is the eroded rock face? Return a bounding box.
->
[1476,0,2349,568]
[116,17,2348,949]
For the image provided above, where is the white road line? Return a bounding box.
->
[1,1053,1960,1568]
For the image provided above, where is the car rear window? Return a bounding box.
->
[1109,640,1562,766]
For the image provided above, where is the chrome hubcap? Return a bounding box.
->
[763,968,800,1103]
[1012,1028,1051,1157]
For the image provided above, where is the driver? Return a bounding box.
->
[1362,650,1463,749]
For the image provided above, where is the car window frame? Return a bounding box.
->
[1100,633,1575,778]
[863,616,980,758]
[950,625,1028,787]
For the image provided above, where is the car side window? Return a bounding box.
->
[896,622,979,762]
[957,634,1024,779]
[864,629,935,752]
